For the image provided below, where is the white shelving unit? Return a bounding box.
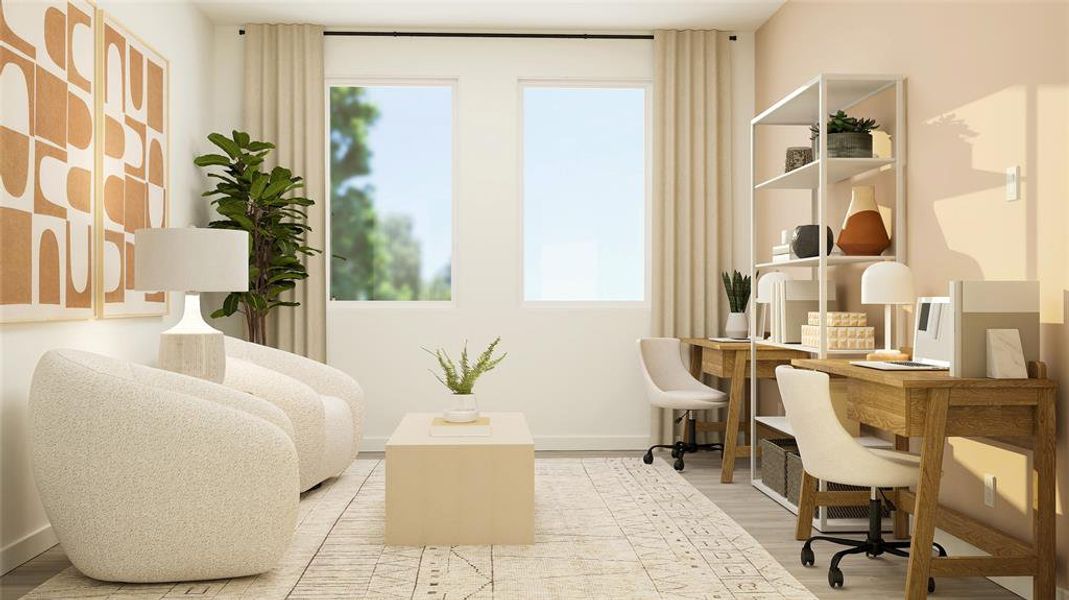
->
[747,74,906,533]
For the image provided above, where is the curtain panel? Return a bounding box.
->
[243,24,327,361]
[650,30,734,443]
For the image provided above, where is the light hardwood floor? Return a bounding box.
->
[0,451,1019,600]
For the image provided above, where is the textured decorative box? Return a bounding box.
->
[807,311,868,327]
[801,325,875,350]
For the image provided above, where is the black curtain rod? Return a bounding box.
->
[237,29,654,39]
[237,30,738,41]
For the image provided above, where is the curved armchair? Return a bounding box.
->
[225,337,365,483]
[29,349,299,583]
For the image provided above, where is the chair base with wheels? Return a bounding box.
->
[642,410,723,471]
[800,489,946,592]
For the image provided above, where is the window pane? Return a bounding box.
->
[523,87,646,302]
[330,86,452,301]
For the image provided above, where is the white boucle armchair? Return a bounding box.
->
[223,336,365,491]
[29,349,299,583]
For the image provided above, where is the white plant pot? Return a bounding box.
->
[443,393,480,423]
[725,312,749,339]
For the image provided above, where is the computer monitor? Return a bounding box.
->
[912,297,953,368]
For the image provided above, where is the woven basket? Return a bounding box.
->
[786,452,890,519]
[759,438,797,497]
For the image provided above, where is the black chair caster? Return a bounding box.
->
[800,545,815,567]
[928,578,936,593]
[673,457,685,471]
[828,566,844,588]
[642,451,653,465]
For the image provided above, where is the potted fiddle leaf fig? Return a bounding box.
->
[194,131,321,346]
[810,110,879,158]
[424,337,507,423]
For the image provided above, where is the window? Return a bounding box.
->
[522,85,647,302]
[329,85,453,301]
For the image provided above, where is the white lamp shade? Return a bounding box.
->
[756,271,789,303]
[861,262,914,305]
[134,228,249,292]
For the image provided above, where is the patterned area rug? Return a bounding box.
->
[26,458,815,599]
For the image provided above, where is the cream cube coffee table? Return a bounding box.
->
[385,412,534,546]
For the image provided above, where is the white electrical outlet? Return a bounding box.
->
[983,474,997,507]
[1006,166,1020,201]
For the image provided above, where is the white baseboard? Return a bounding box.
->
[360,434,649,453]
[1,524,57,575]
[934,528,1068,600]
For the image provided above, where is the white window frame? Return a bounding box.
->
[517,79,653,308]
[324,78,460,307]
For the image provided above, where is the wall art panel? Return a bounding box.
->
[96,10,167,318]
[0,0,96,322]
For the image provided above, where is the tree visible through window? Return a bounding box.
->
[329,86,452,301]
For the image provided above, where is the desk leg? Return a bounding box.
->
[720,350,747,484]
[894,435,911,540]
[689,345,703,379]
[905,389,949,600]
[1034,389,1056,599]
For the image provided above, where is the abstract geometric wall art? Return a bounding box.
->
[0,0,97,322]
[96,11,168,318]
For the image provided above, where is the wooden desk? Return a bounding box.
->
[682,339,809,483]
[791,358,1056,600]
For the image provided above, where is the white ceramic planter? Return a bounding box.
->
[724,312,748,339]
[444,393,480,423]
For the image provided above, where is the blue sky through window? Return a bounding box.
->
[523,86,647,301]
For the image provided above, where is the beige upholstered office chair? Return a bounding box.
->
[775,366,946,591]
[638,338,728,471]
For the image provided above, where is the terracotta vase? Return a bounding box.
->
[837,186,890,256]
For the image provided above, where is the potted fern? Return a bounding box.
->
[721,271,751,339]
[424,337,507,422]
[810,110,879,158]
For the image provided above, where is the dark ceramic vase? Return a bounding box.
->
[790,225,834,259]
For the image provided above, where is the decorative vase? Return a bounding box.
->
[724,312,748,339]
[811,131,873,158]
[790,225,834,259]
[785,147,813,172]
[837,186,890,256]
[444,393,479,423]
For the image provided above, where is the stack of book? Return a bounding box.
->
[771,243,794,263]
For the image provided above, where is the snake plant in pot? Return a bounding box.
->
[424,337,507,423]
[721,270,752,339]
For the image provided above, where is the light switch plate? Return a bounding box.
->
[1006,166,1020,201]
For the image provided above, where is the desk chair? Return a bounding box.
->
[638,338,727,471]
[775,366,946,592]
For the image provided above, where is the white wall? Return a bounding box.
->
[0,1,215,573]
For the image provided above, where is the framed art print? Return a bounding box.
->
[96,10,168,318]
[0,0,97,322]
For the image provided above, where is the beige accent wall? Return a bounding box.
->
[755,0,1069,587]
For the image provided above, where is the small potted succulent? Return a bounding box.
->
[424,337,507,422]
[721,271,752,339]
[810,110,879,158]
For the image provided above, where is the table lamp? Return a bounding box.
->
[861,262,914,356]
[134,227,249,382]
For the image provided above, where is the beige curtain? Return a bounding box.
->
[650,30,734,443]
[243,24,326,361]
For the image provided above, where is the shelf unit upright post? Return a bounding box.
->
[747,74,907,532]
